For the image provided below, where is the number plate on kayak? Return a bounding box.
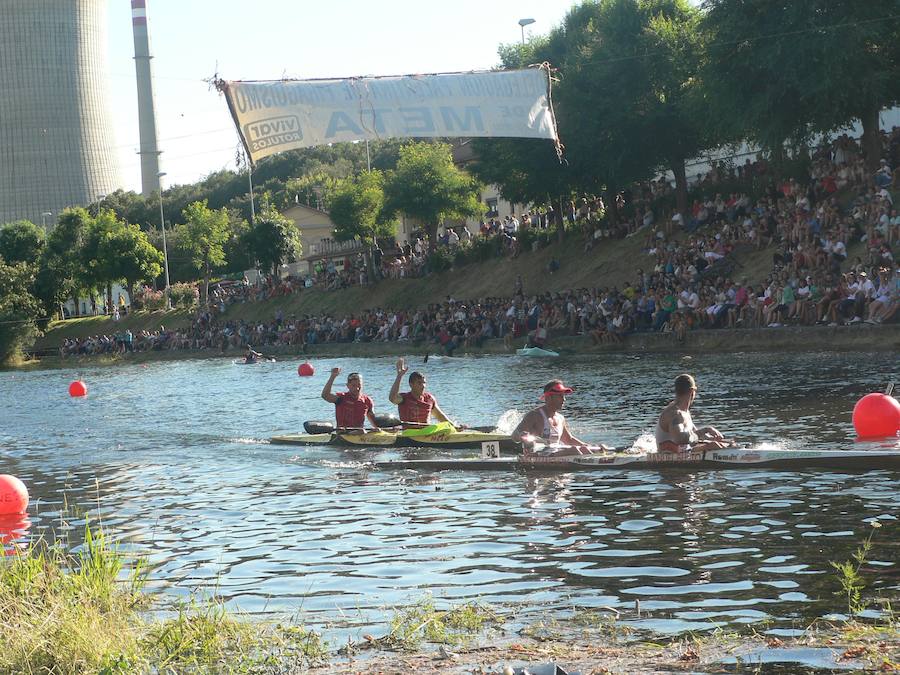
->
[481,441,501,458]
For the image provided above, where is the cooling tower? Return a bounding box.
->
[131,0,161,197]
[0,0,122,226]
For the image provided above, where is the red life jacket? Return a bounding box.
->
[398,392,435,424]
[334,392,373,427]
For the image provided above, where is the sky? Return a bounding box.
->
[105,0,578,192]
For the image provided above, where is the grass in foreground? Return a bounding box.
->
[0,523,326,674]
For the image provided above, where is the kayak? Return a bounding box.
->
[373,447,900,472]
[233,358,276,364]
[516,347,559,357]
[270,428,518,452]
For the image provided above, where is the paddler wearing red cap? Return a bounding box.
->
[512,379,611,455]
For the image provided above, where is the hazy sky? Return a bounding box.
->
[106,0,578,192]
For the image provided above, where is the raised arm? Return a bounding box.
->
[388,358,407,405]
[321,367,340,403]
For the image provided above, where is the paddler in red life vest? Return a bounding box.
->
[388,358,457,428]
[655,373,732,453]
[512,380,611,456]
[321,367,379,429]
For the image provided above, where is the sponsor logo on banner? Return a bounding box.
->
[244,116,303,153]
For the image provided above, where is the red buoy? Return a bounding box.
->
[298,361,315,377]
[0,475,28,515]
[68,380,87,397]
[852,393,900,439]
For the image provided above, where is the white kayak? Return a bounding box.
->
[374,447,900,472]
[516,347,559,357]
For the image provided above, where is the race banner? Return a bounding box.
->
[217,68,559,164]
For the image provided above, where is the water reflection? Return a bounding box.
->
[0,352,897,638]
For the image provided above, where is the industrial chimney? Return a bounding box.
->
[0,0,122,225]
[131,0,162,196]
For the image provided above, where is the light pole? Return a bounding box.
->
[518,17,535,45]
[157,171,171,308]
[41,211,52,231]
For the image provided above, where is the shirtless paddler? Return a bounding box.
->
[513,380,611,456]
[656,373,732,452]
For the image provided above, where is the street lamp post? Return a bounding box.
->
[518,17,535,45]
[41,211,52,231]
[157,171,171,308]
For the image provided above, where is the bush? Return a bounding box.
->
[425,247,455,273]
[134,287,165,311]
[169,282,199,308]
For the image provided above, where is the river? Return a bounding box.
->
[0,352,897,641]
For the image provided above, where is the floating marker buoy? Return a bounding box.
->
[68,380,87,397]
[0,475,28,515]
[298,361,315,377]
[852,393,900,439]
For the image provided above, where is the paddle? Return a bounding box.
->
[303,415,403,435]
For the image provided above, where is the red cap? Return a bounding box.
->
[540,380,574,398]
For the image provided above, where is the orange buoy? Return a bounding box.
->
[69,380,87,397]
[0,475,28,515]
[852,393,900,439]
[298,361,315,377]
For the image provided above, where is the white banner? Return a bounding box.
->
[220,69,559,163]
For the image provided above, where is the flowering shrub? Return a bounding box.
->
[169,282,199,308]
[134,287,165,311]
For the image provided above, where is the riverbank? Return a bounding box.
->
[3,529,897,674]
[20,323,900,370]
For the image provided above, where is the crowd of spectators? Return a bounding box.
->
[60,129,900,358]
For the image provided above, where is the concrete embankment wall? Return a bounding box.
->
[297,324,900,358]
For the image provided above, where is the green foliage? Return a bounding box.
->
[329,170,396,245]
[831,521,882,616]
[425,247,455,273]
[701,0,900,164]
[386,595,500,650]
[0,219,46,265]
[384,142,483,250]
[176,200,236,305]
[0,258,41,363]
[168,282,199,308]
[244,207,302,275]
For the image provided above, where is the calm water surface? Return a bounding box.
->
[0,352,897,639]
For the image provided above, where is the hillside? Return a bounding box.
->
[33,229,859,350]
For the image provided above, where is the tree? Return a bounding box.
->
[383,142,483,252]
[0,259,41,364]
[177,200,233,306]
[0,220,45,266]
[702,0,900,168]
[81,209,163,312]
[32,208,90,322]
[244,207,302,276]
[329,170,397,281]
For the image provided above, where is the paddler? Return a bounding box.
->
[321,367,379,429]
[655,373,731,452]
[244,345,262,364]
[512,380,611,455]
[388,358,457,428]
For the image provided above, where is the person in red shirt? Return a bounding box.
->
[388,358,456,427]
[321,367,378,429]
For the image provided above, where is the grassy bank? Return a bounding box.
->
[2,523,898,674]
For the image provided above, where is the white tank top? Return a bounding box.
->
[539,408,563,445]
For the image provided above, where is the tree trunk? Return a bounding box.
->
[106,282,112,315]
[605,188,619,227]
[125,281,135,311]
[427,222,438,253]
[671,158,689,229]
[203,261,210,307]
[859,104,881,171]
[556,195,565,243]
